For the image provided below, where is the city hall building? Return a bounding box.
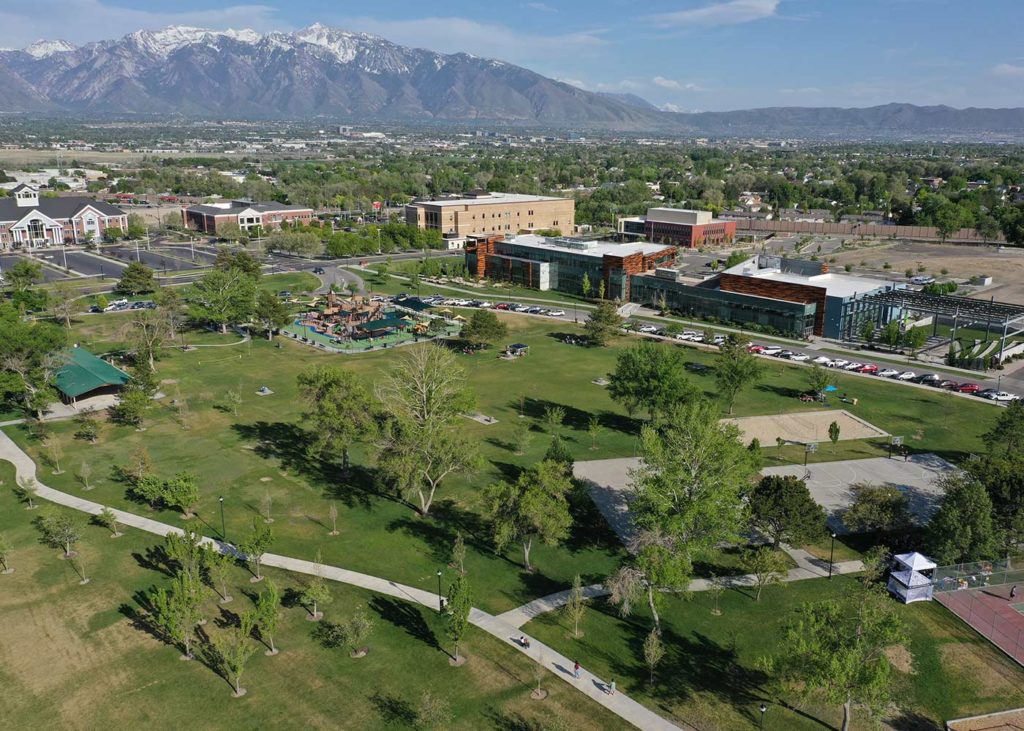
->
[0,184,128,249]
[182,199,315,235]
[619,207,737,249]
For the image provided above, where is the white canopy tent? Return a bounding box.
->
[888,552,937,603]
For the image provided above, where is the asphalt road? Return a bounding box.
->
[102,245,206,273]
[57,251,126,279]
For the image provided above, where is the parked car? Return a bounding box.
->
[130,301,147,310]
[812,355,833,365]
[986,391,1019,402]
[857,364,879,374]
[938,380,959,389]
[790,353,810,362]
[777,350,795,359]
[712,335,727,345]
[762,345,783,356]
[278,290,292,298]
[748,344,766,353]
[88,305,102,313]
[513,304,530,312]
[843,362,864,371]
[547,309,565,317]
[957,383,982,393]
[638,324,659,334]
[916,374,942,385]
[878,368,901,378]
[312,267,325,274]
[829,359,849,368]
[896,371,917,381]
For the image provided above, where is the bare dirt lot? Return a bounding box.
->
[829,240,1024,304]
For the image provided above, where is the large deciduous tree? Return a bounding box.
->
[0,302,68,419]
[748,475,827,549]
[461,309,507,350]
[714,340,765,414]
[780,586,908,731]
[583,300,623,347]
[926,472,1000,564]
[485,460,573,571]
[297,365,377,471]
[843,483,911,533]
[254,288,292,340]
[608,398,759,632]
[608,341,696,422]
[115,261,157,295]
[374,344,478,516]
[184,268,257,333]
[121,308,174,372]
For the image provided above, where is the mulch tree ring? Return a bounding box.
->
[220,595,234,605]
[250,575,265,584]
[1,568,14,575]
[232,687,247,698]
[306,611,324,622]
[449,655,467,667]
[265,648,279,657]
[350,647,369,659]
[530,688,549,701]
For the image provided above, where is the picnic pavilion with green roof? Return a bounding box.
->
[55,347,131,405]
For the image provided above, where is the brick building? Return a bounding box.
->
[465,234,675,300]
[619,207,737,249]
[182,199,314,234]
[0,184,128,250]
[406,191,574,242]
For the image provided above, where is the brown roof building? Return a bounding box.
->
[405,191,574,240]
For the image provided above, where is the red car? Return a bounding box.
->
[495,303,510,310]
[857,364,879,374]
[747,344,765,354]
[957,383,981,393]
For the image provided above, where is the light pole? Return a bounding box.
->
[828,532,837,579]
[759,703,767,730]
[219,496,227,543]
[436,569,443,613]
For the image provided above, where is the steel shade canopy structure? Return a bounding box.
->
[863,289,1024,362]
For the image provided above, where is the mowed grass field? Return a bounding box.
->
[524,577,1024,730]
[6,311,1002,618]
[0,463,626,731]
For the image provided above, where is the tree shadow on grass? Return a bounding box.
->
[369,596,439,652]
[887,710,941,731]
[756,383,805,400]
[131,544,177,578]
[369,692,417,726]
[565,483,624,555]
[231,421,379,509]
[387,497,511,570]
[520,397,593,432]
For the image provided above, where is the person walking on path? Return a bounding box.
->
[1011,585,1018,600]
[607,679,616,696]
[573,660,581,679]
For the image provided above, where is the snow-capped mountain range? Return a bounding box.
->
[0,24,657,126]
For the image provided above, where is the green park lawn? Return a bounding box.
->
[1,309,1016,729]
[0,463,624,731]
[260,271,321,295]
[7,312,1003,619]
[523,576,1024,730]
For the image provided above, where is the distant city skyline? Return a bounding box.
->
[2,0,1022,111]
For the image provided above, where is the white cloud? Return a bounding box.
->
[779,86,822,94]
[652,76,704,91]
[660,103,686,112]
[523,2,558,12]
[992,63,1024,78]
[339,16,607,65]
[648,0,780,28]
[557,78,587,89]
[0,0,288,47]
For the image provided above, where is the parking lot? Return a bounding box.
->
[56,251,126,279]
[102,245,206,273]
[0,254,65,281]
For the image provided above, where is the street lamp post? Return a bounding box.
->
[436,570,443,613]
[759,703,768,730]
[219,496,227,543]
[828,532,837,579]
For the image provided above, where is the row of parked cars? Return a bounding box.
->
[746,344,1019,402]
[89,299,157,313]
[415,295,566,317]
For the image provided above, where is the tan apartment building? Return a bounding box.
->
[405,190,575,240]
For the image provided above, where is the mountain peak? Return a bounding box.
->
[23,39,76,58]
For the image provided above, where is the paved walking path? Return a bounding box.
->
[0,429,679,731]
[495,549,864,630]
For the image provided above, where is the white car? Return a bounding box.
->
[829,359,849,368]
[843,362,863,371]
[896,371,917,381]
[986,391,1018,402]
[675,333,694,341]
[789,353,810,362]
[878,368,901,378]
[547,309,565,317]
[812,356,834,365]
[762,346,783,356]
[712,335,727,345]
[638,324,659,334]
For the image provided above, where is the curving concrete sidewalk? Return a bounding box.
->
[0,428,679,731]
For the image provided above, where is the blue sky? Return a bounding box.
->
[2,0,1023,111]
